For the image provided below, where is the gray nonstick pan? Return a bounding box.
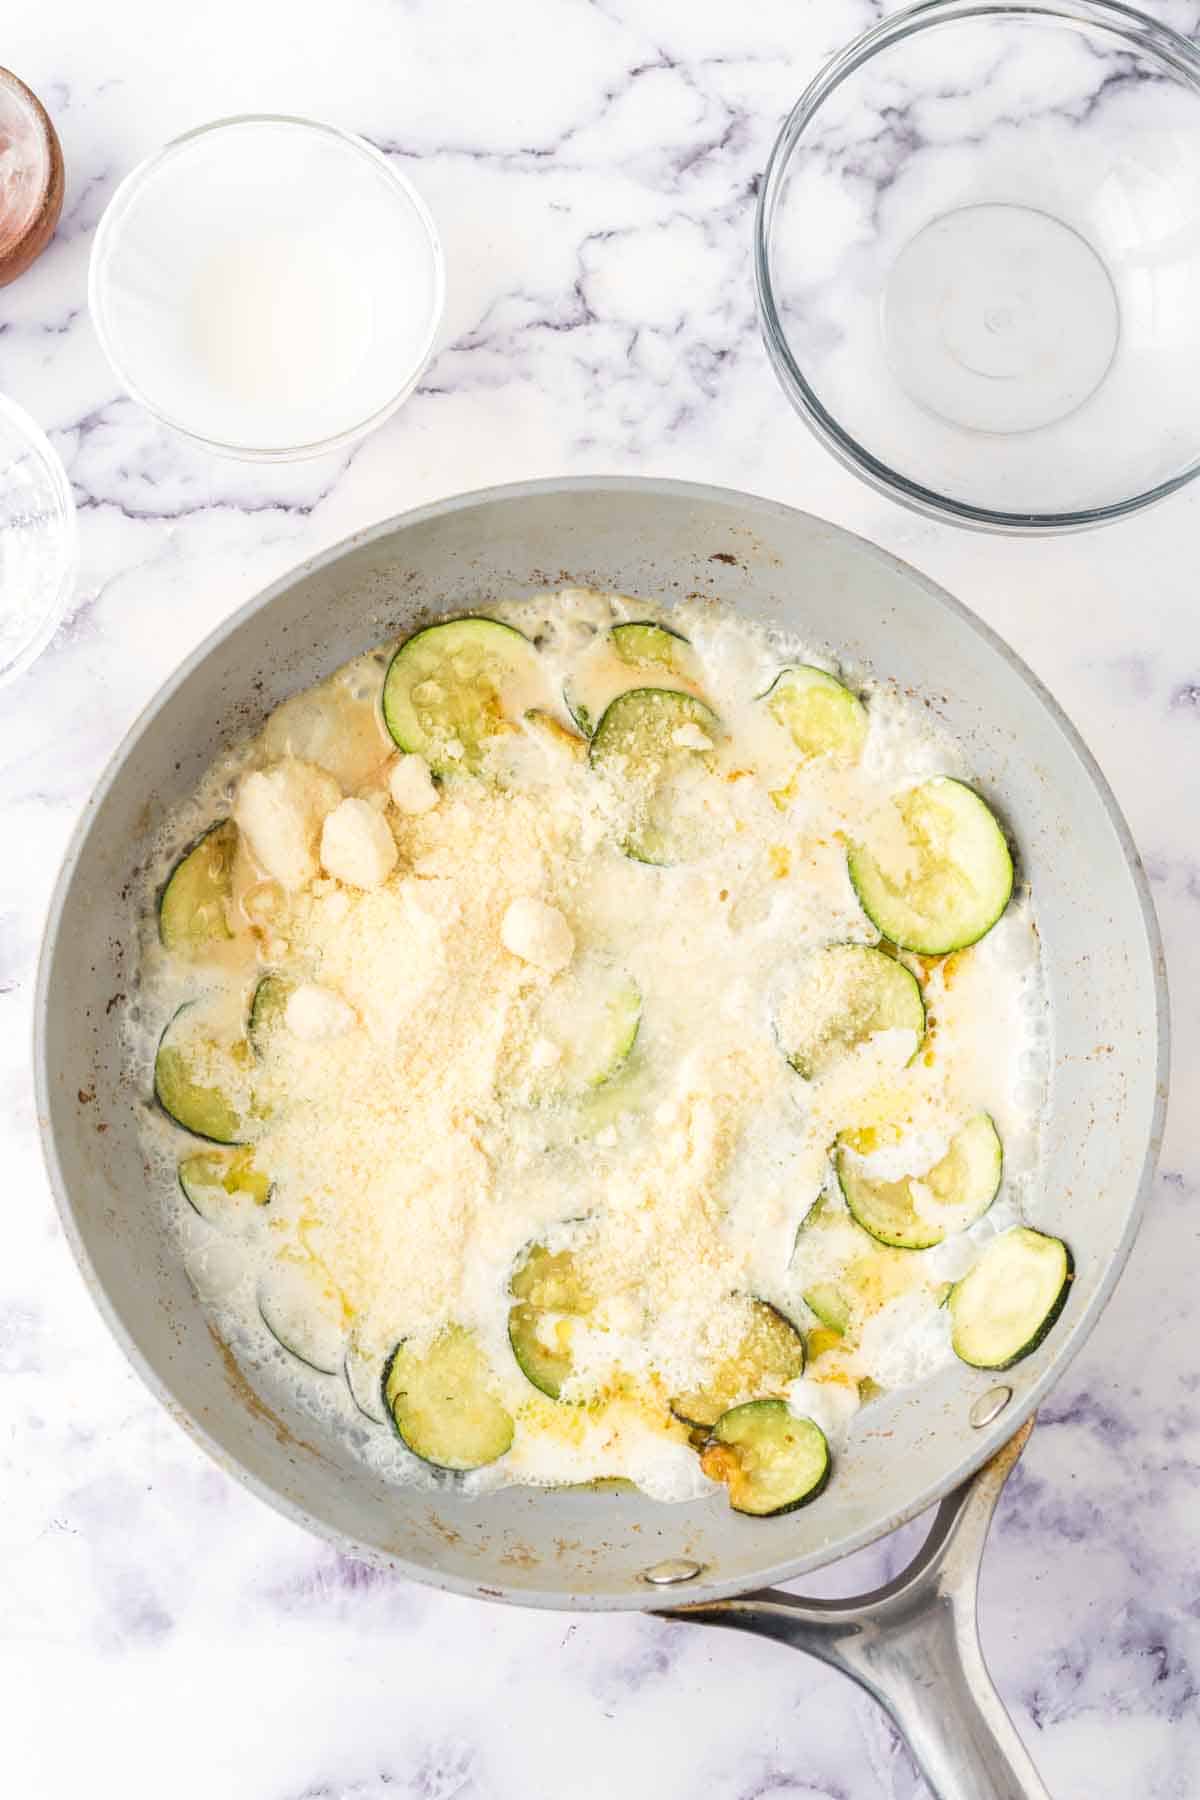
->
[35,478,1168,1799]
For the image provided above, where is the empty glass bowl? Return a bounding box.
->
[756,0,1200,531]
[0,394,76,686]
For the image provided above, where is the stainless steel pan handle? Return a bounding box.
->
[669,1421,1047,1800]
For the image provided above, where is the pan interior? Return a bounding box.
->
[37,480,1165,1609]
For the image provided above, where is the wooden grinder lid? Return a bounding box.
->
[0,67,64,287]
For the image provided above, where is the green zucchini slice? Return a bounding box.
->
[381,618,542,774]
[154,1003,251,1144]
[520,959,641,1099]
[701,1401,831,1517]
[383,1327,514,1470]
[178,1148,271,1229]
[950,1227,1073,1370]
[762,666,867,764]
[802,1282,852,1336]
[248,973,294,1056]
[795,1202,929,1345]
[507,1243,593,1399]
[564,620,698,737]
[258,1262,347,1375]
[848,777,1014,955]
[344,1336,388,1425]
[612,621,689,667]
[159,821,237,955]
[776,943,925,1081]
[670,1300,806,1429]
[836,1115,1003,1251]
[589,687,722,864]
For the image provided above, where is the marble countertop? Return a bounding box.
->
[2,1,1197,1795]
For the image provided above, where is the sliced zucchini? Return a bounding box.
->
[158,821,237,955]
[841,1245,926,1328]
[589,688,722,865]
[803,1282,852,1336]
[564,620,698,737]
[572,1059,654,1139]
[795,1211,927,1345]
[154,1002,250,1144]
[700,1401,830,1517]
[344,1336,388,1425]
[762,666,867,764]
[178,1148,271,1229]
[520,959,641,1099]
[670,1300,806,1430]
[776,943,925,1080]
[381,618,542,775]
[248,973,293,1056]
[950,1227,1073,1370]
[507,1243,593,1399]
[258,1260,346,1375]
[836,1115,1003,1251]
[612,621,690,667]
[383,1326,514,1470]
[849,777,1014,955]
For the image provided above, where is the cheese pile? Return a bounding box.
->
[139,590,1045,1494]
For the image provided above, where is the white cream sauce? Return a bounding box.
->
[128,590,1050,1503]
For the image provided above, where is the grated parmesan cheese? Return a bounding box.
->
[134,589,1050,1502]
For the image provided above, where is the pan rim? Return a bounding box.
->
[33,475,1170,1610]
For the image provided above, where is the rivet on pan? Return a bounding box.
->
[641,1558,704,1586]
[970,1385,1013,1429]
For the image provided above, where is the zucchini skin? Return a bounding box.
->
[668,1299,806,1430]
[344,1345,387,1425]
[759,665,868,763]
[380,1333,514,1471]
[848,778,1014,956]
[248,973,293,1056]
[153,1003,245,1146]
[779,943,925,1082]
[565,621,695,735]
[702,1400,831,1517]
[1003,1245,1074,1365]
[836,1114,1004,1252]
[157,820,236,953]
[588,687,722,866]
[258,1313,341,1376]
[381,617,536,765]
[950,1232,1074,1369]
[955,1245,1075,1370]
[177,1152,272,1224]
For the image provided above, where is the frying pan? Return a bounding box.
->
[35,478,1168,1799]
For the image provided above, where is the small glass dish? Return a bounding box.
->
[89,115,446,462]
[0,394,76,687]
[756,0,1200,531]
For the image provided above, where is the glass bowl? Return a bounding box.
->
[0,394,76,687]
[89,116,445,462]
[756,0,1200,531]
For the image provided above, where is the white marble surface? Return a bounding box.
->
[2,2,1198,1795]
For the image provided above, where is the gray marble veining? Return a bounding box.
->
[2,2,1198,1796]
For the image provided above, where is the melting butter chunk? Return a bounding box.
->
[320,797,399,890]
[388,753,440,815]
[234,758,342,891]
[500,897,575,973]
